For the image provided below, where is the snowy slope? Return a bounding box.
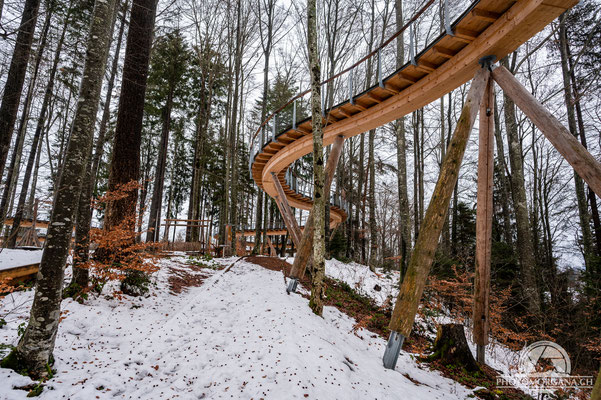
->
[0,256,479,399]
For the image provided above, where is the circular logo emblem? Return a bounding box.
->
[517,340,571,377]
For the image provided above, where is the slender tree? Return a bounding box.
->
[105,0,157,233]
[307,0,326,316]
[0,0,41,179]
[146,31,189,242]
[394,0,411,275]
[500,56,541,317]
[1,0,117,377]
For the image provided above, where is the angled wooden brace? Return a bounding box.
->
[492,65,601,198]
[287,135,345,291]
[383,67,490,370]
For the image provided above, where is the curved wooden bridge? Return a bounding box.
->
[250,0,577,225]
[249,0,594,370]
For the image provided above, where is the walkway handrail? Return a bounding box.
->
[249,0,439,156]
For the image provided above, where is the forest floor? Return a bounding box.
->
[0,254,518,399]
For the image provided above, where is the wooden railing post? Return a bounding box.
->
[492,65,601,198]
[473,76,494,364]
[383,67,490,370]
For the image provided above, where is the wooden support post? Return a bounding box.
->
[271,172,302,247]
[492,65,601,198]
[473,77,494,364]
[384,68,490,369]
[266,236,278,257]
[288,135,345,281]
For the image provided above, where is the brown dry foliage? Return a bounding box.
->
[422,265,544,351]
[0,278,17,300]
[75,181,159,291]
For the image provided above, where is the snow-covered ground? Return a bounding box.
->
[0,255,484,399]
[319,257,520,375]
[0,249,43,271]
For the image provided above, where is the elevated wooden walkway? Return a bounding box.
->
[250,0,577,224]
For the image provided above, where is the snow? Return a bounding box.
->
[324,258,400,306]
[0,249,43,271]
[0,255,480,399]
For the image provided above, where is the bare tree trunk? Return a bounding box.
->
[500,56,541,317]
[91,0,129,189]
[5,4,60,248]
[146,88,174,242]
[0,0,40,179]
[2,0,117,377]
[71,0,126,287]
[493,97,513,246]
[307,0,325,316]
[564,16,601,257]
[0,3,52,227]
[558,15,594,271]
[105,0,157,232]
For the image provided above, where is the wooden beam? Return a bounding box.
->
[381,84,400,95]
[289,135,345,279]
[351,102,367,111]
[367,92,383,103]
[388,68,490,337]
[271,172,302,247]
[416,60,437,72]
[471,8,500,22]
[337,108,352,118]
[473,77,494,364]
[396,73,416,84]
[0,263,39,280]
[492,65,601,198]
[455,28,478,42]
[433,46,455,59]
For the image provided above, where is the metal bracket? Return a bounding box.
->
[377,49,384,88]
[349,68,354,105]
[382,331,405,369]
[286,278,299,294]
[409,23,417,66]
[444,0,454,36]
[478,55,496,70]
[292,100,297,130]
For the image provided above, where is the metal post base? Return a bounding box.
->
[286,278,299,294]
[382,331,405,369]
[476,343,485,364]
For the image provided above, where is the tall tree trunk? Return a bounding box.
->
[565,23,601,256]
[253,0,276,254]
[493,97,513,246]
[307,0,325,316]
[558,14,594,270]
[501,56,541,317]
[146,88,174,242]
[5,4,61,248]
[0,2,52,226]
[72,1,122,288]
[4,0,117,377]
[368,128,377,270]
[105,0,157,232]
[91,0,129,189]
[0,0,40,178]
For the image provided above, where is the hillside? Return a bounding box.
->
[0,255,483,399]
